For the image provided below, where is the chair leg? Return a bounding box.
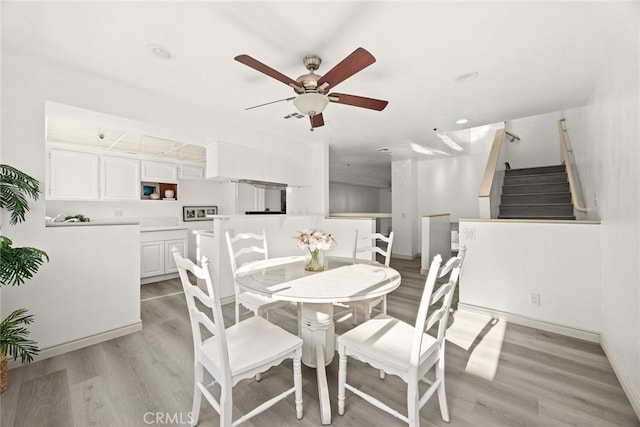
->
[220,384,233,427]
[293,353,303,419]
[191,363,204,427]
[407,379,420,427]
[234,299,240,325]
[436,356,450,422]
[382,295,387,314]
[297,303,302,337]
[337,352,347,415]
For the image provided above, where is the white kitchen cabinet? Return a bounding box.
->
[140,241,165,278]
[141,160,178,183]
[164,239,188,273]
[178,163,205,180]
[47,148,100,200]
[101,155,140,200]
[140,228,188,283]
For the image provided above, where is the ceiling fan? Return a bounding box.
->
[235,47,388,129]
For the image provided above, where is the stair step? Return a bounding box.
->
[500,203,574,216]
[502,182,570,194]
[498,215,577,220]
[505,165,566,176]
[501,192,572,204]
[503,172,568,185]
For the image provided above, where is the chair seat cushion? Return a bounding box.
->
[199,316,302,380]
[337,314,437,372]
[239,291,289,312]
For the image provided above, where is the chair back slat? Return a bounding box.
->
[410,255,442,367]
[173,249,231,378]
[438,246,466,279]
[225,229,268,275]
[353,230,394,267]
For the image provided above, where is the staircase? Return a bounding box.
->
[499,165,575,220]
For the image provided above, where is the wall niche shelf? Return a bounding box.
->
[141,181,178,201]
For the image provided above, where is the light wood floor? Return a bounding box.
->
[1,258,638,426]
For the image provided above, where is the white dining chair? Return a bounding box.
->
[344,230,394,324]
[225,229,290,325]
[337,251,464,427]
[172,249,303,427]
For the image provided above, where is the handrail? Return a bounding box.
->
[557,119,587,213]
[479,128,506,197]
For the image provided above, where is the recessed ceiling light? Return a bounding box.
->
[456,118,469,125]
[454,71,478,83]
[147,44,174,60]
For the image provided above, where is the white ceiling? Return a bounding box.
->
[2,1,634,184]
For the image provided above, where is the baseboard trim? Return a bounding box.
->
[392,254,417,261]
[141,272,179,285]
[457,303,600,343]
[8,321,142,370]
[600,332,640,420]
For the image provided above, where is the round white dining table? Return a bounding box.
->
[235,255,402,425]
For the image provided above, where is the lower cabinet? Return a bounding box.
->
[140,229,188,282]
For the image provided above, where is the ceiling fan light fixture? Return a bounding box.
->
[293,93,329,116]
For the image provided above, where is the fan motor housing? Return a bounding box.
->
[294,55,327,94]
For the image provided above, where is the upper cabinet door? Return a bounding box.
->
[101,156,140,200]
[47,148,100,200]
[141,160,178,183]
[178,163,205,180]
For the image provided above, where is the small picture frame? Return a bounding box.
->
[183,205,217,222]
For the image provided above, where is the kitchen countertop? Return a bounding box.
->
[46,221,140,227]
[140,226,188,232]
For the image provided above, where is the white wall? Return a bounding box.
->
[568,18,640,411]
[2,224,141,349]
[459,220,602,332]
[391,159,419,258]
[504,111,565,169]
[329,182,382,213]
[417,154,487,222]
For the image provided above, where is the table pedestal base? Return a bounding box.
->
[301,303,335,367]
[300,303,334,425]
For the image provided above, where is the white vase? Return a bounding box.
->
[164,189,174,198]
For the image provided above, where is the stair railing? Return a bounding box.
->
[557,119,587,213]
[478,128,520,218]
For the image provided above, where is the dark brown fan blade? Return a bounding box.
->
[328,93,388,111]
[235,54,302,90]
[245,97,295,110]
[310,114,325,128]
[315,48,376,90]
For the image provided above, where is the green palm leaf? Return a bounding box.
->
[0,236,49,287]
[0,308,39,363]
[0,164,40,225]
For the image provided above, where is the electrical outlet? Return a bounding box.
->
[463,228,476,241]
[530,293,541,306]
[114,209,124,217]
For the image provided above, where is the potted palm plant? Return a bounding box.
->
[0,164,49,393]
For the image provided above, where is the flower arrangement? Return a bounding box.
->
[295,229,334,271]
[295,229,334,251]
